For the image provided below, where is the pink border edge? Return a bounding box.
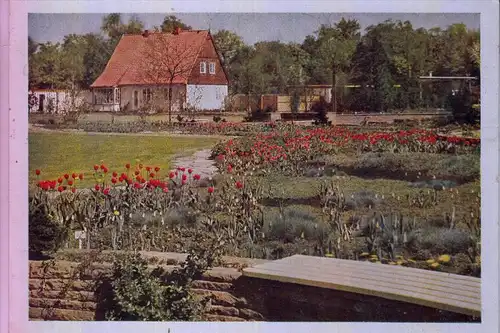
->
[2,1,30,333]
[1,2,11,333]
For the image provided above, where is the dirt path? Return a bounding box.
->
[172,149,217,179]
[28,124,235,140]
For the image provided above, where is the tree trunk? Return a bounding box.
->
[168,85,173,123]
[332,65,337,114]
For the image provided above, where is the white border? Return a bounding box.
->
[5,1,499,333]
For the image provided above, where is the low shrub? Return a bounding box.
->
[29,196,68,259]
[264,207,328,243]
[97,252,208,321]
[344,191,381,210]
[243,108,272,122]
[415,227,473,255]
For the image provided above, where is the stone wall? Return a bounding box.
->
[29,260,264,322]
[29,258,479,322]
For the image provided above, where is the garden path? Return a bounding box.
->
[172,149,217,179]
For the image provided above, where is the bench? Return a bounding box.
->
[242,255,480,318]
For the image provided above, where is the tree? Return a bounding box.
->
[82,34,114,88]
[161,15,192,33]
[30,42,64,89]
[213,29,245,69]
[101,14,144,49]
[140,33,199,122]
[303,18,361,113]
[351,30,396,113]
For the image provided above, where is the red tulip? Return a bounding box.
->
[149,173,155,178]
[112,171,118,177]
[79,173,84,180]
[169,172,175,179]
[58,186,64,192]
[64,174,69,179]
[235,181,243,189]
[71,188,76,193]
[35,169,41,175]
[188,168,193,174]
[208,187,214,194]
[72,173,77,179]
[94,165,99,171]
[155,166,160,172]
[103,188,110,195]
[193,174,201,180]
[182,174,187,181]
[125,163,131,169]
[94,184,100,191]
[111,178,117,184]
[68,180,73,186]
[58,177,63,184]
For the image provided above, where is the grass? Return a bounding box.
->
[257,173,480,228]
[29,132,221,188]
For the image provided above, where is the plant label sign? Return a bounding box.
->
[75,230,86,240]
[75,230,86,249]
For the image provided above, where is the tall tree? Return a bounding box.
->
[351,29,396,112]
[101,14,145,48]
[81,33,114,88]
[160,15,192,33]
[213,29,245,70]
[141,33,199,122]
[314,18,361,112]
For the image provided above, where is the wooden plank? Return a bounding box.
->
[243,266,481,317]
[242,255,481,317]
[279,255,480,285]
[267,256,480,291]
[243,264,480,306]
[249,260,480,301]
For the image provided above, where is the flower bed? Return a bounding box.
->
[210,126,480,178]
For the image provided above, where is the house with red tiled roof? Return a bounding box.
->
[91,28,229,113]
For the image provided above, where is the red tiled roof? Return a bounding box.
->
[91,30,209,88]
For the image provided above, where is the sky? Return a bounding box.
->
[28,13,479,45]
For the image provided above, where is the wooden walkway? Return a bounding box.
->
[242,255,481,317]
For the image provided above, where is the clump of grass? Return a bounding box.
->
[263,207,328,243]
[345,191,381,210]
[414,227,473,255]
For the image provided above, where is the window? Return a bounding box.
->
[134,91,139,108]
[114,88,121,104]
[95,88,114,104]
[209,62,216,74]
[200,61,207,74]
[143,88,152,103]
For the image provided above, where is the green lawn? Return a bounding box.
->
[29,132,221,188]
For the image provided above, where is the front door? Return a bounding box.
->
[38,94,45,112]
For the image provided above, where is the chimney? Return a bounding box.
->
[142,30,150,38]
[174,27,181,35]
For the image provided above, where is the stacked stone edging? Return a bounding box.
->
[29,256,266,322]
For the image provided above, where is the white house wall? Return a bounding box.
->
[30,90,92,113]
[119,85,186,113]
[187,85,228,111]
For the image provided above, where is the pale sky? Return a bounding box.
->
[28,13,479,45]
